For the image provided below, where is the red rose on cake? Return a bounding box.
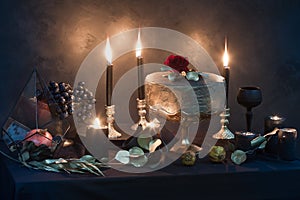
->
[164,55,189,73]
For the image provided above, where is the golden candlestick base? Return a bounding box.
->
[213,108,234,139]
[106,105,122,139]
[131,98,151,130]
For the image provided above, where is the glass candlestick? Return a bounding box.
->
[106,105,122,139]
[213,108,234,139]
[131,98,150,130]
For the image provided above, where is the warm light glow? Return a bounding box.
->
[94,118,101,128]
[270,115,282,121]
[223,38,229,67]
[136,29,142,57]
[105,37,112,65]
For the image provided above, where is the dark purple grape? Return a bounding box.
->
[61,104,68,111]
[67,107,73,115]
[65,83,71,90]
[60,112,68,119]
[53,87,60,94]
[49,81,58,89]
[61,92,69,98]
[67,89,73,95]
[56,107,62,114]
[54,94,60,100]
[58,97,66,105]
[58,82,66,92]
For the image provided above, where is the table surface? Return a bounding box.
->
[1,141,300,200]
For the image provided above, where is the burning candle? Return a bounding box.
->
[87,118,106,134]
[86,118,108,157]
[105,37,113,106]
[136,29,145,100]
[264,115,285,134]
[223,37,230,108]
[278,128,297,161]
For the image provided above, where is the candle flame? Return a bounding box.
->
[270,115,282,121]
[136,29,142,57]
[105,37,112,65]
[94,118,101,128]
[223,38,229,67]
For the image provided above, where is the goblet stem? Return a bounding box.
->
[246,108,253,132]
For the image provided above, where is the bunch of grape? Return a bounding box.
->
[48,81,74,119]
[73,81,96,123]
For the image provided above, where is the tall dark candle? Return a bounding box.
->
[137,56,145,99]
[224,66,230,108]
[106,64,113,106]
[223,37,230,109]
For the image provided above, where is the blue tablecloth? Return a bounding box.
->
[1,141,300,200]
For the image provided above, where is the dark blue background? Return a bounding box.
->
[0,0,299,134]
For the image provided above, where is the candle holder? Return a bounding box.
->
[213,108,234,139]
[106,105,122,139]
[131,98,150,130]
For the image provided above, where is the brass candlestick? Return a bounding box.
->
[213,108,234,139]
[131,98,150,130]
[106,105,121,139]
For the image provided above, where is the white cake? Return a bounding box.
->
[145,71,225,121]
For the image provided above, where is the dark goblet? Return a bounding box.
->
[237,86,262,132]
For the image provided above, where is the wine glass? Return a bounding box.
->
[237,86,262,132]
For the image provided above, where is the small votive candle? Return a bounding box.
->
[235,132,257,151]
[86,118,107,134]
[278,128,297,161]
[86,118,108,158]
[264,115,285,134]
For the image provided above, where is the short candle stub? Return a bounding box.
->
[264,115,285,134]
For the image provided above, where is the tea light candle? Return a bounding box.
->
[86,118,108,158]
[235,132,256,151]
[278,128,297,161]
[87,118,107,134]
[264,115,285,134]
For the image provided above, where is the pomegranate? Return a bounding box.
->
[25,129,53,147]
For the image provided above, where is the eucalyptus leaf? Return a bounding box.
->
[55,158,68,164]
[20,151,30,162]
[115,150,130,164]
[80,155,96,163]
[83,161,105,176]
[168,72,181,82]
[231,150,247,165]
[44,159,58,165]
[258,140,267,149]
[149,139,162,153]
[186,71,199,81]
[100,157,109,163]
[129,147,144,157]
[80,162,101,176]
[160,66,172,71]
[130,155,148,167]
[137,134,152,150]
